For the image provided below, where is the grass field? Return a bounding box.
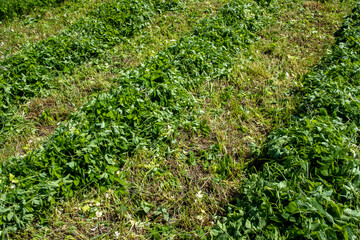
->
[0,0,358,239]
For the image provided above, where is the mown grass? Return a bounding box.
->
[5,0,355,239]
[0,0,227,162]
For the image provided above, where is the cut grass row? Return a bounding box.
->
[213,3,360,239]
[4,0,353,238]
[0,0,269,234]
[2,0,355,238]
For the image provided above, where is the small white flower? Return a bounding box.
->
[114,231,120,239]
[10,184,16,189]
[96,211,102,218]
[56,209,62,216]
[196,215,204,221]
[196,190,203,199]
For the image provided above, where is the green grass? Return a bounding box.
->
[0,0,356,239]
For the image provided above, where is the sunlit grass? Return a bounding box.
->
[2,0,356,239]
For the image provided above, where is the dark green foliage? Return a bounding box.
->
[0,0,65,21]
[0,0,267,234]
[212,3,360,239]
[254,0,272,7]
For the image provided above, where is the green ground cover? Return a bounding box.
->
[0,0,357,239]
